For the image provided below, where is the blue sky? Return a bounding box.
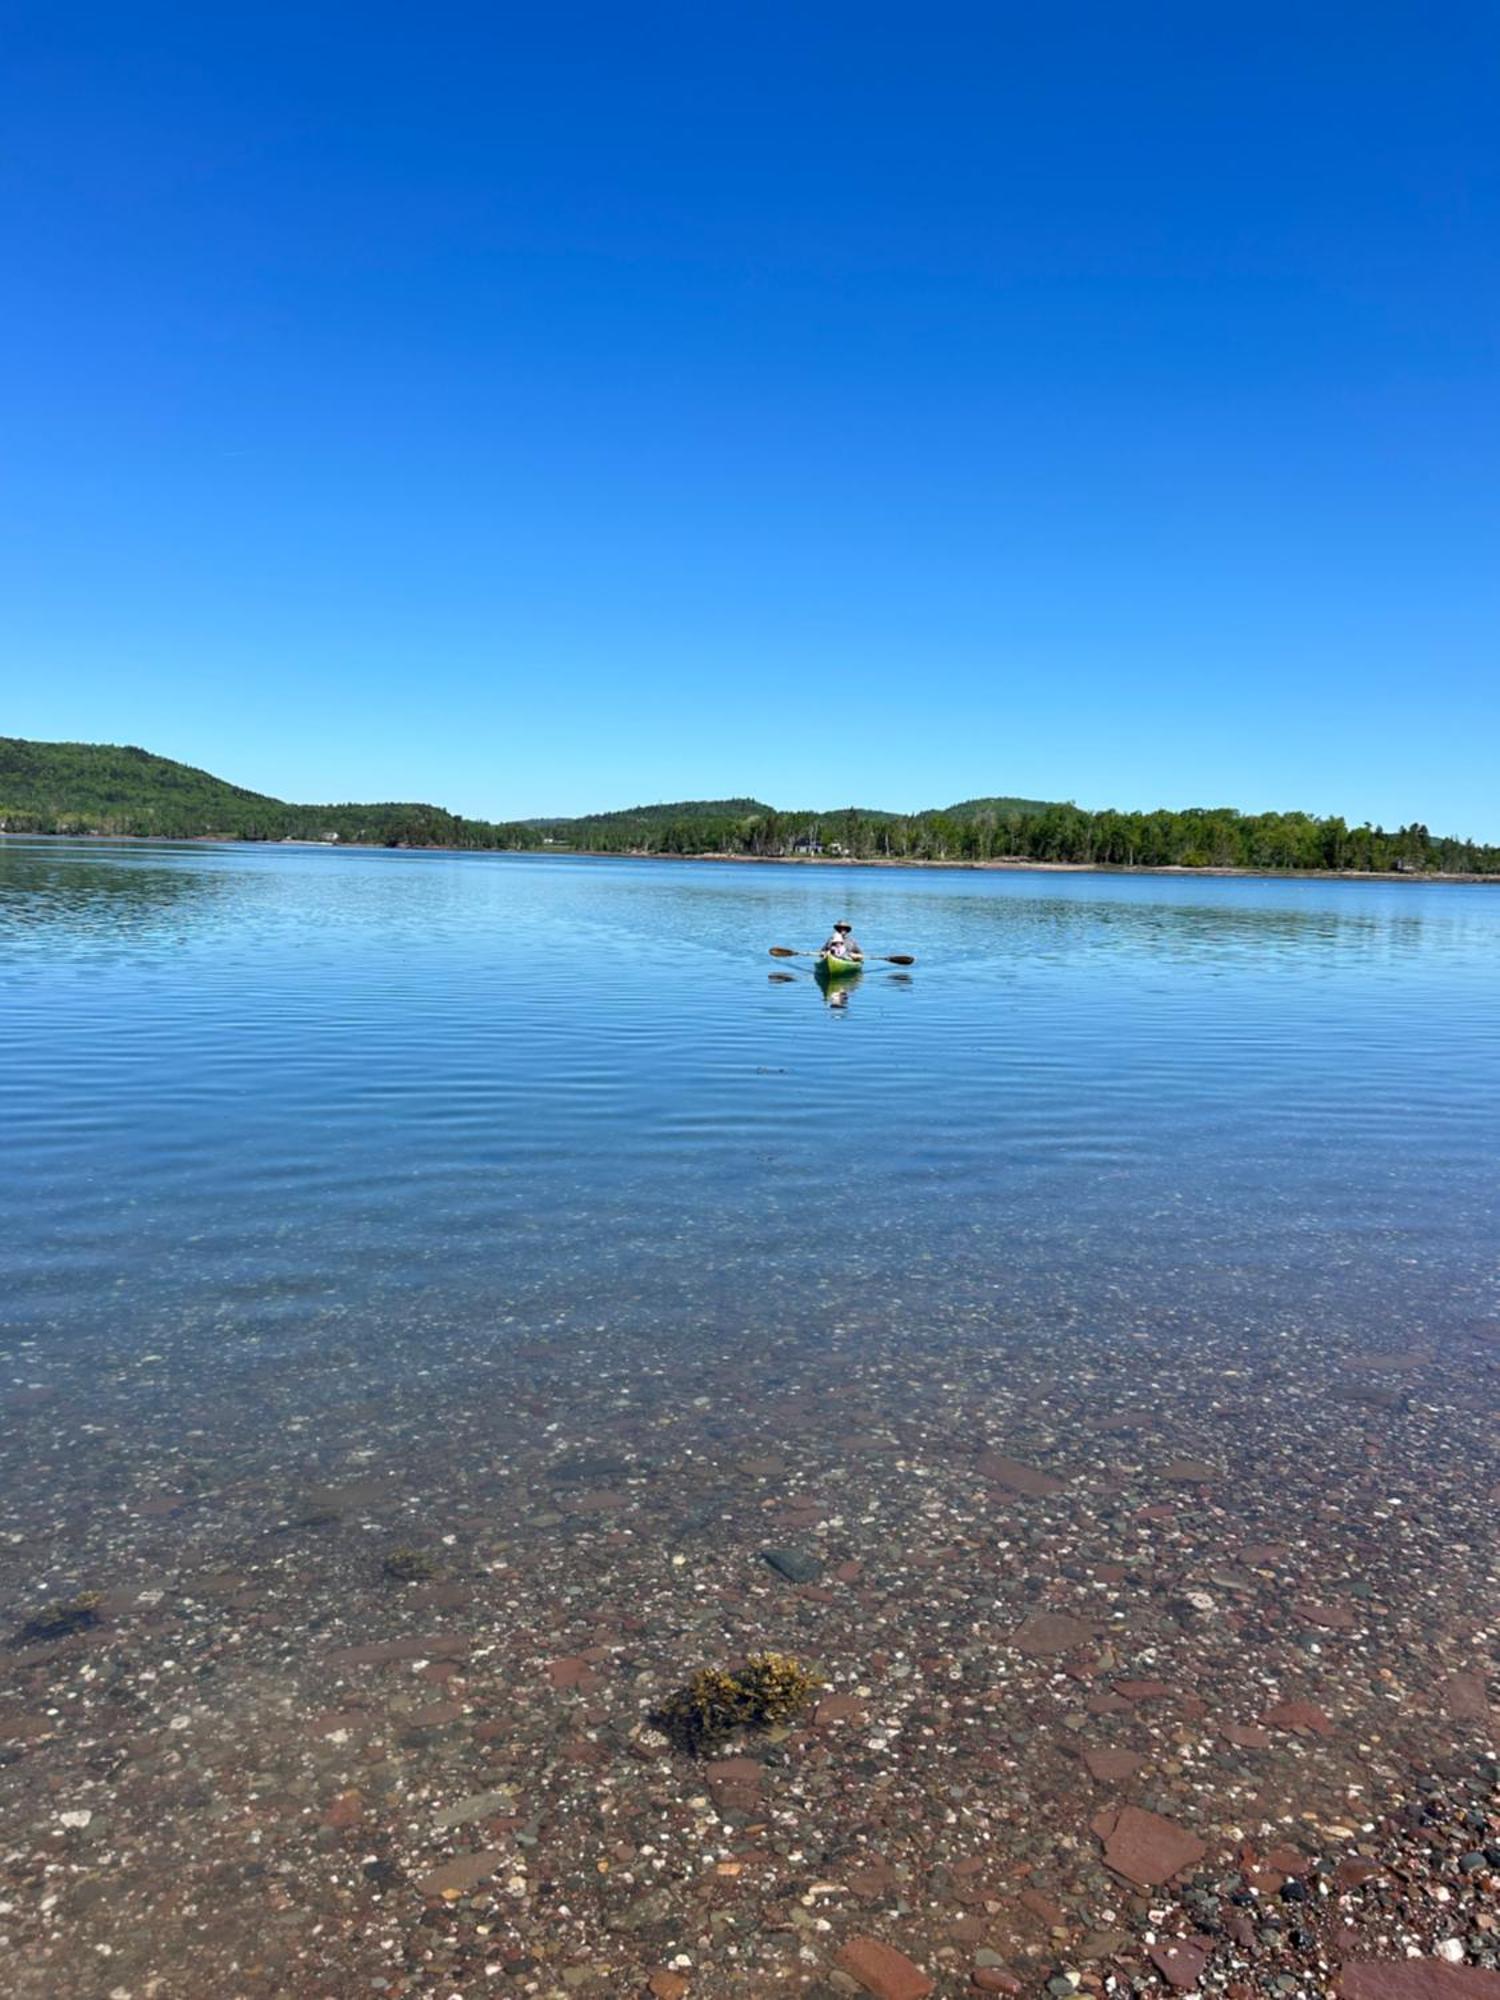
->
[4,4,1497,833]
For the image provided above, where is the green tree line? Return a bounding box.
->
[4,739,1496,873]
[528,801,1500,874]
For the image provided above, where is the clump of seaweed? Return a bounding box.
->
[13,1591,102,1646]
[382,1546,437,1583]
[652,1652,819,1756]
[736,1652,821,1723]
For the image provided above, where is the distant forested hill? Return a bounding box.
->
[2,738,1496,872]
[0,738,533,848]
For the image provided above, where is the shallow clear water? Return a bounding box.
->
[4,839,1498,1357]
[2,839,1497,1999]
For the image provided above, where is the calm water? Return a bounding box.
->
[3,838,1498,1999]
[3,839,1498,1362]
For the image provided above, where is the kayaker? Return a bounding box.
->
[822,919,863,962]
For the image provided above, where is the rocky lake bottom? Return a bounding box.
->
[2,1298,1495,2000]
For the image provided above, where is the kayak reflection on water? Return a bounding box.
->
[768,963,911,1010]
[814,956,862,1009]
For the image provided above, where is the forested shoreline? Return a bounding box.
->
[528,800,1500,874]
[3,737,1497,874]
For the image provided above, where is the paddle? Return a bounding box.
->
[769,947,916,966]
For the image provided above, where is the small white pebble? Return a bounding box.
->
[1436,1942,1465,1965]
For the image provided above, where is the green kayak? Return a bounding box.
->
[816,952,864,978]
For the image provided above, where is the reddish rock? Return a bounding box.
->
[1115,1679,1174,1702]
[973,1974,1022,1994]
[1092,1805,1207,1887]
[1162,1458,1217,1482]
[1087,1692,1131,1715]
[706,1756,763,1811]
[415,1580,472,1611]
[976,1453,1065,1497]
[1299,1600,1357,1630]
[1264,1698,1334,1735]
[0,1711,52,1742]
[1265,1845,1312,1875]
[1082,1746,1143,1782]
[546,1655,602,1691]
[1240,1543,1290,1565]
[1335,1859,1386,1888]
[415,1848,505,1896]
[1150,1941,1209,1990]
[1220,1723,1271,1750]
[836,1935,935,2000]
[815,1693,868,1727]
[1018,1888,1068,1926]
[706,1755,762,1789]
[321,1788,364,1830]
[1443,1674,1495,1734]
[1339,1964,1500,2000]
[1011,1613,1097,1656]
[847,1859,902,1897]
[648,1973,690,2000]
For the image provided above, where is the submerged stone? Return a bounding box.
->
[1340,1965,1500,2000]
[835,1934,934,1999]
[761,1546,823,1584]
[1092,1805,1207,1886]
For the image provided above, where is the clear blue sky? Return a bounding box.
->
[4,4,1497,833]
